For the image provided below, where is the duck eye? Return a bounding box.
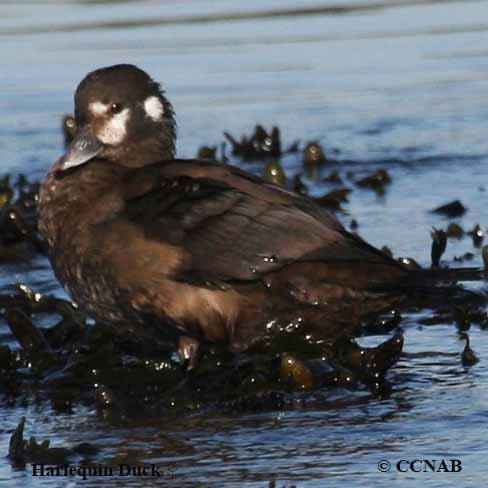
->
[110,103,123,114]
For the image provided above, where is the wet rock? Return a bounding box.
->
[431,227,447,267]
[432,200,466,218]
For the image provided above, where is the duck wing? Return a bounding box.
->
[121,159,402,286]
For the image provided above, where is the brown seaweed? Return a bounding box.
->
[432,200,466,218]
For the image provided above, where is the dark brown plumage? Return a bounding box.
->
[39,65,414,363]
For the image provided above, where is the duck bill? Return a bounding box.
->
[60,127,104,171]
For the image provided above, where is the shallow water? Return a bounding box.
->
[1,0,488,486]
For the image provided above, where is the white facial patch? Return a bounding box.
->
[144,96,164,121]
[89,101,109,116]
[97,108,131,145]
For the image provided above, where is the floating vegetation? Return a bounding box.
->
[0,277,410,419]
[267,481,297,488]
[314,187,352,211]
[431,227,447,267]
[224,125,286,160]
[303,141,327,166]
[263,160,287,187]
[292,174,308,194]
[322,169,342,184]
[8,417,99,468]
[446,222,464,239]
[432,199,467,218]
[482,245,488,269]
[381,245,394,258]
[363,310,402,335]
[332,333,404,391]
[460,333,479,366]
[203,125,329,167]
[303,141,327,178]
[356,169,391,193]
[280,354,315,391]
[468,224,484,247]
[196,143,229,164]
[0,174,43,261]
[454,252,475,262]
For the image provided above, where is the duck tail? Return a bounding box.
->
[404,266,486,285]
[368,266,487,307]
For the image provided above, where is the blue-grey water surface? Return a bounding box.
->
[1,0,488,486]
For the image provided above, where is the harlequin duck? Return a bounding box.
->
[39,64,413,366]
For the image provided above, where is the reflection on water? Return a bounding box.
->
[1,0,488,487]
